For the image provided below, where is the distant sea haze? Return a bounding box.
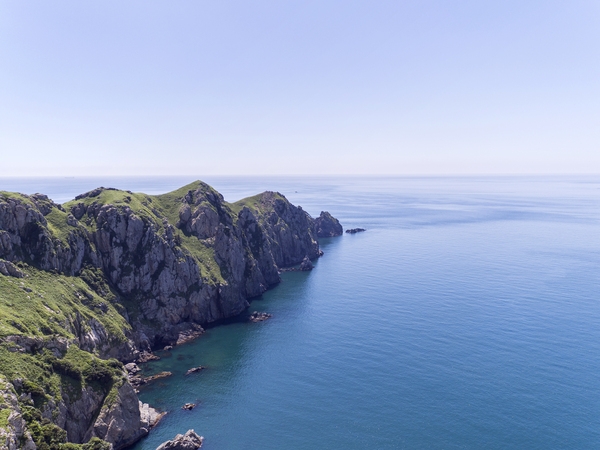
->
[3,176,599,449]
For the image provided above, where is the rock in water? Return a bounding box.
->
[345,228,366,234]
[157,429,204,449]
[299,255,314,271]
[314,211,343,237]
[248,311,272,322]
[185,366,205,376]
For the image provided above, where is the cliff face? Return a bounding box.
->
[0,181,340,449]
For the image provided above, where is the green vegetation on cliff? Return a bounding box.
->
[0,264,129,341]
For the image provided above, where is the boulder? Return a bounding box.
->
[156,429,204,450]
[0,259,23,278]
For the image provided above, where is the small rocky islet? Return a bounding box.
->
[345,228,366,234]
[0,181,342,449]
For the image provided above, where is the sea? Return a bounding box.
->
[1,176,599,449]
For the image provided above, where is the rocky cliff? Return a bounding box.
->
[0,181,340,449]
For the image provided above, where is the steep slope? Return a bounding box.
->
[0,181,341,449]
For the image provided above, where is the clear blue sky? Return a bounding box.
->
[1,1,599,176]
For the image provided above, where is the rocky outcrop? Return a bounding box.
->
[0,259,23,278]
[90,382,157,449]
[314,211,343,237]
[248,311,272,322]
[157,429,204,450]
[0,378,36,450]
[0,193,95,276]
[139,401,165,430]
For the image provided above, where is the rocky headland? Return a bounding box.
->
[0,181,341,449]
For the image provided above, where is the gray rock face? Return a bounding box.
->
[90,382,155,449]
[0,259,23,278]
[314,211,343,237]
[0,194,94,276]
[157,429,204,450]
[0,185,335,347]
[0,377,36,450]
[4,336,151,449]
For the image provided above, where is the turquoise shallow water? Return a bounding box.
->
[2,176,599,449]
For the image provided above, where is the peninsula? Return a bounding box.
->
[0,181,342,449]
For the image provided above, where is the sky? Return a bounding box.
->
[1,1,599,176]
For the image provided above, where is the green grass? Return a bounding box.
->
[63,189,161,235]
[44,208,77,246]
[0,266,130,342]
[0,406,10,430]
[230,191,286,215]
[0,191,36,206]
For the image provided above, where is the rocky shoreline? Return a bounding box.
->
[0,181,342,449]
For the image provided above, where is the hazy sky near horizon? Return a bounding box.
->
[1,1,599,176]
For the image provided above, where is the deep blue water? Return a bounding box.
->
[1,176,599,449]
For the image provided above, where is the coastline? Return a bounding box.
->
[0,181,342,449]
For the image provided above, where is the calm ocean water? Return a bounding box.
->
[1,176,599,449]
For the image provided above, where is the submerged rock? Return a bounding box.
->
[129,371,172,390]
[185,366,205,376]
[136,352,160,363]
[248,311,272,322]
[157,429,204,450]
